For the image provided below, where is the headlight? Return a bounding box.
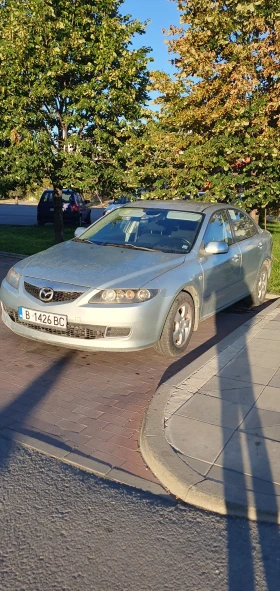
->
[6,267,20,290]
[89,289,159,304]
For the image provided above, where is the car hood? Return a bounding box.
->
[17,241,185,289]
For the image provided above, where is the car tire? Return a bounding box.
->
[155,292,195,357]
[248,263,268,307]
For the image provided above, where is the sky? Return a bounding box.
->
[122,0,181,75]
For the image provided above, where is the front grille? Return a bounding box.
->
[24,281,84,303]
[3,305,130,340]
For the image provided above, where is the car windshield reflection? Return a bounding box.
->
[77,207,203,254]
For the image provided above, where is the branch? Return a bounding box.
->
[42,121,57,148]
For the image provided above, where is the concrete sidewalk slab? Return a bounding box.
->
[141,297,280,522]
[255,386,280,412]
[167,415,233,463]
[175,393,250,429]
[217,360,276,385]
[269,370,280,388]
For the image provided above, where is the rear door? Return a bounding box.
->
[37,190,54,221]
[228,209,261,294]
[199,210,242,317]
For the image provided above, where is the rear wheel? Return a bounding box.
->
[155,292,195,357]
[248,263,268,307]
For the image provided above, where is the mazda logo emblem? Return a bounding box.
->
[39,287,54,303]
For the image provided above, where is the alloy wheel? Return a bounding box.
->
[172,303,192,348]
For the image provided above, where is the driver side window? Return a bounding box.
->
[203,211,233,246]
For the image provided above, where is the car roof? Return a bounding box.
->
[43,189,75,193]
[122,200,237,214]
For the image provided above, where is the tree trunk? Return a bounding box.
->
[249,208,259,225]
[53,186,64,243]
[95,190,104,205]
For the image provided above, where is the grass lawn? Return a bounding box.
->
[0,225,75,256]
[0,222,279,294]
[266,223,280,294]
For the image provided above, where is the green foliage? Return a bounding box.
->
[0,0,151,236]
[133,0,280,208]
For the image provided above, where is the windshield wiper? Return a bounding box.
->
[102,242,157,252]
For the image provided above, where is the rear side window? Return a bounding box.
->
[40,190,53,203]
[39,190,76,204]
[62,191,76,204]
[228,209,258,241]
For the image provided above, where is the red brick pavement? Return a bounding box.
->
[0,255,273,486]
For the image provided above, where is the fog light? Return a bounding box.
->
[106,327,131,337]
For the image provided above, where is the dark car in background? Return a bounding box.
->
[37,189,91,226]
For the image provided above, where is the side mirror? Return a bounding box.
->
[74,227,84,238]
[205,241,229,255]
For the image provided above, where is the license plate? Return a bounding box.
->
[18,307,67,330]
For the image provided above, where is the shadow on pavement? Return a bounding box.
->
[217,276,280,590]
[0,353,75,472]
[157,298,272,389]
[157,233,280,589]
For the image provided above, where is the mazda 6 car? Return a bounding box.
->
[0,201,272,357]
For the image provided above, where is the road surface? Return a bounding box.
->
[1,438,280,591]
[0,203,104,225]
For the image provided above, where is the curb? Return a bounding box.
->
[0,427,173,502]
[140,297,280,523]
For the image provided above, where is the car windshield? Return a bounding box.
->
[76,207,203,254]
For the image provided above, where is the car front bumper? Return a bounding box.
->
[0,277,171,352]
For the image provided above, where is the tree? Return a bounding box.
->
[141,0,280,211]
[0,0,151,241]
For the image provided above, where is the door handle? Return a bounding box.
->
[232,254,240,261]
[258,242,263,248]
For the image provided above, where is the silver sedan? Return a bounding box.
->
[0,201,272,357]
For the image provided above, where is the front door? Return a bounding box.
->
[199,210,242,318]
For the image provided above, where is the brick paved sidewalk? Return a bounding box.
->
[0,254,275,491]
